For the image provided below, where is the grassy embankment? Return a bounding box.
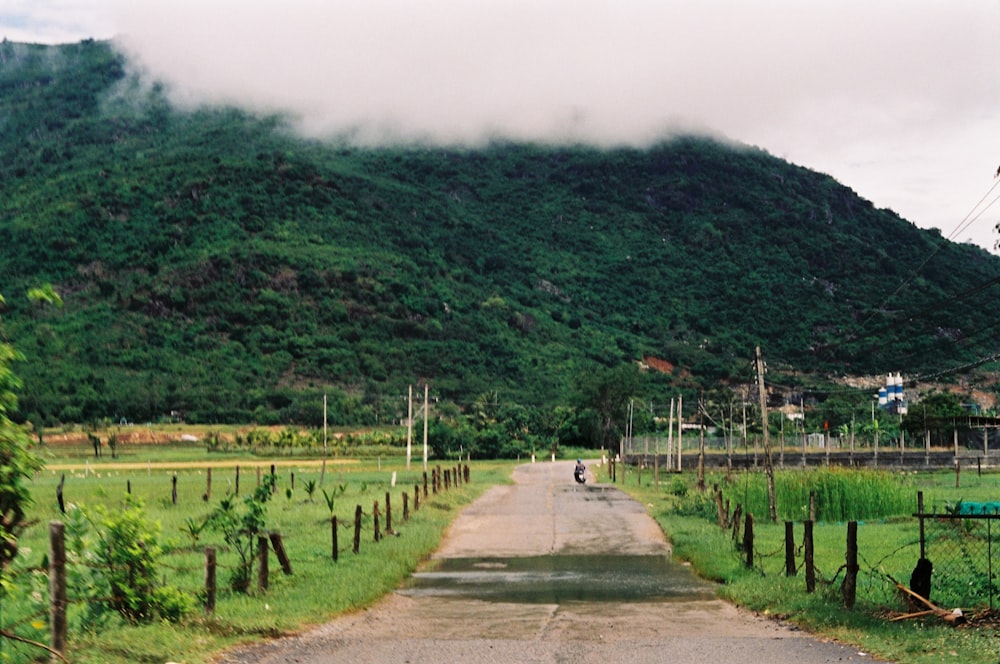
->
[5,437,519,664]
[610,463,1000,664]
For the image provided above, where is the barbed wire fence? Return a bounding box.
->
[3,462,471,662]
[712,486,998,615]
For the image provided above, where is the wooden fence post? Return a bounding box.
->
[354,504,363,554]
[843,521,858,608]
[804,520,815,593]
[917,491,926,559]
[403,491,409,521]
[784,521,796,576]
[331,516,339,562]
[56,474,65,514]
[373,500,381,542]
[714,484,725,528]
[385,492,393,535]
[444,469,451,490]
[258,534,269,592]
[464,464,470,483]
[49,521,67,659]
[414,484,420,511]
[204,547,217,614]
[205,467,212,501]
[171,474,178,505]
[423,472,428,498]
[269,532,292,575]
[743,513,754,569]
[731,504,743,542]
[235,464,240,496]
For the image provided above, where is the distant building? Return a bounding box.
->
[877,373,907,415]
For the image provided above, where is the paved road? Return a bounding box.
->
[218,461,875,663]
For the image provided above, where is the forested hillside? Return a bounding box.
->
[2,39,999,427]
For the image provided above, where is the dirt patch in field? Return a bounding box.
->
[44,430,192,446]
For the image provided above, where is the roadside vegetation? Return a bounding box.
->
[612,464,1000,663]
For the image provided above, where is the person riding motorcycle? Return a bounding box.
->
[574,459,586,484]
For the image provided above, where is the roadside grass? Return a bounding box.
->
[612,464,1000,664]
[6,450,516,664]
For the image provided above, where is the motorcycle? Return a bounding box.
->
[573,465,586,484]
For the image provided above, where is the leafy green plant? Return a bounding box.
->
[322,483,347,517]
[206,474,276,592]
[180,516,207,548]
[303,478,318,502]
[66,497,195,624]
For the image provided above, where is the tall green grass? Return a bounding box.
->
[722,467,914,522]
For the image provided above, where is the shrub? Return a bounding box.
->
[67,498,195,624]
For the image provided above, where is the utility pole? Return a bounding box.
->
[667,397,675,469]
[755,346,777,522]
[697,391,706,491]
[677,394,684,471]
[406,385,413,470]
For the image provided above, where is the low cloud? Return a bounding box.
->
[111,1,996,149]
[17,0,1000,248]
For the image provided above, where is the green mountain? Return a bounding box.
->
[2,39,999,426]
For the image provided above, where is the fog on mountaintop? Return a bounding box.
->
[110,2,992,149]
[13,0,990,248]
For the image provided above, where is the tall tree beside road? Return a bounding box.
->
[0,289,49,591]
[576,365,644,450]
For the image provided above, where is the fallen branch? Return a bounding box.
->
[894,584,966,625]
[896,583,942,612]
[0,629,70,663]
[889,609,936,622]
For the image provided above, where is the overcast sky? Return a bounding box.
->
[4,1,1000,252]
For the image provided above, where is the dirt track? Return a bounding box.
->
[216,461,878,663]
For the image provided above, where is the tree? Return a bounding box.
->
[0,296,44,594]
[574,364,643,450]
[901,390,966,436]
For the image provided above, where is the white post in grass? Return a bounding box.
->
[423,384,429,472]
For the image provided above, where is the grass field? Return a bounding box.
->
[4,439,518,664]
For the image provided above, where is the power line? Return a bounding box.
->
[860,177,1000,332]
